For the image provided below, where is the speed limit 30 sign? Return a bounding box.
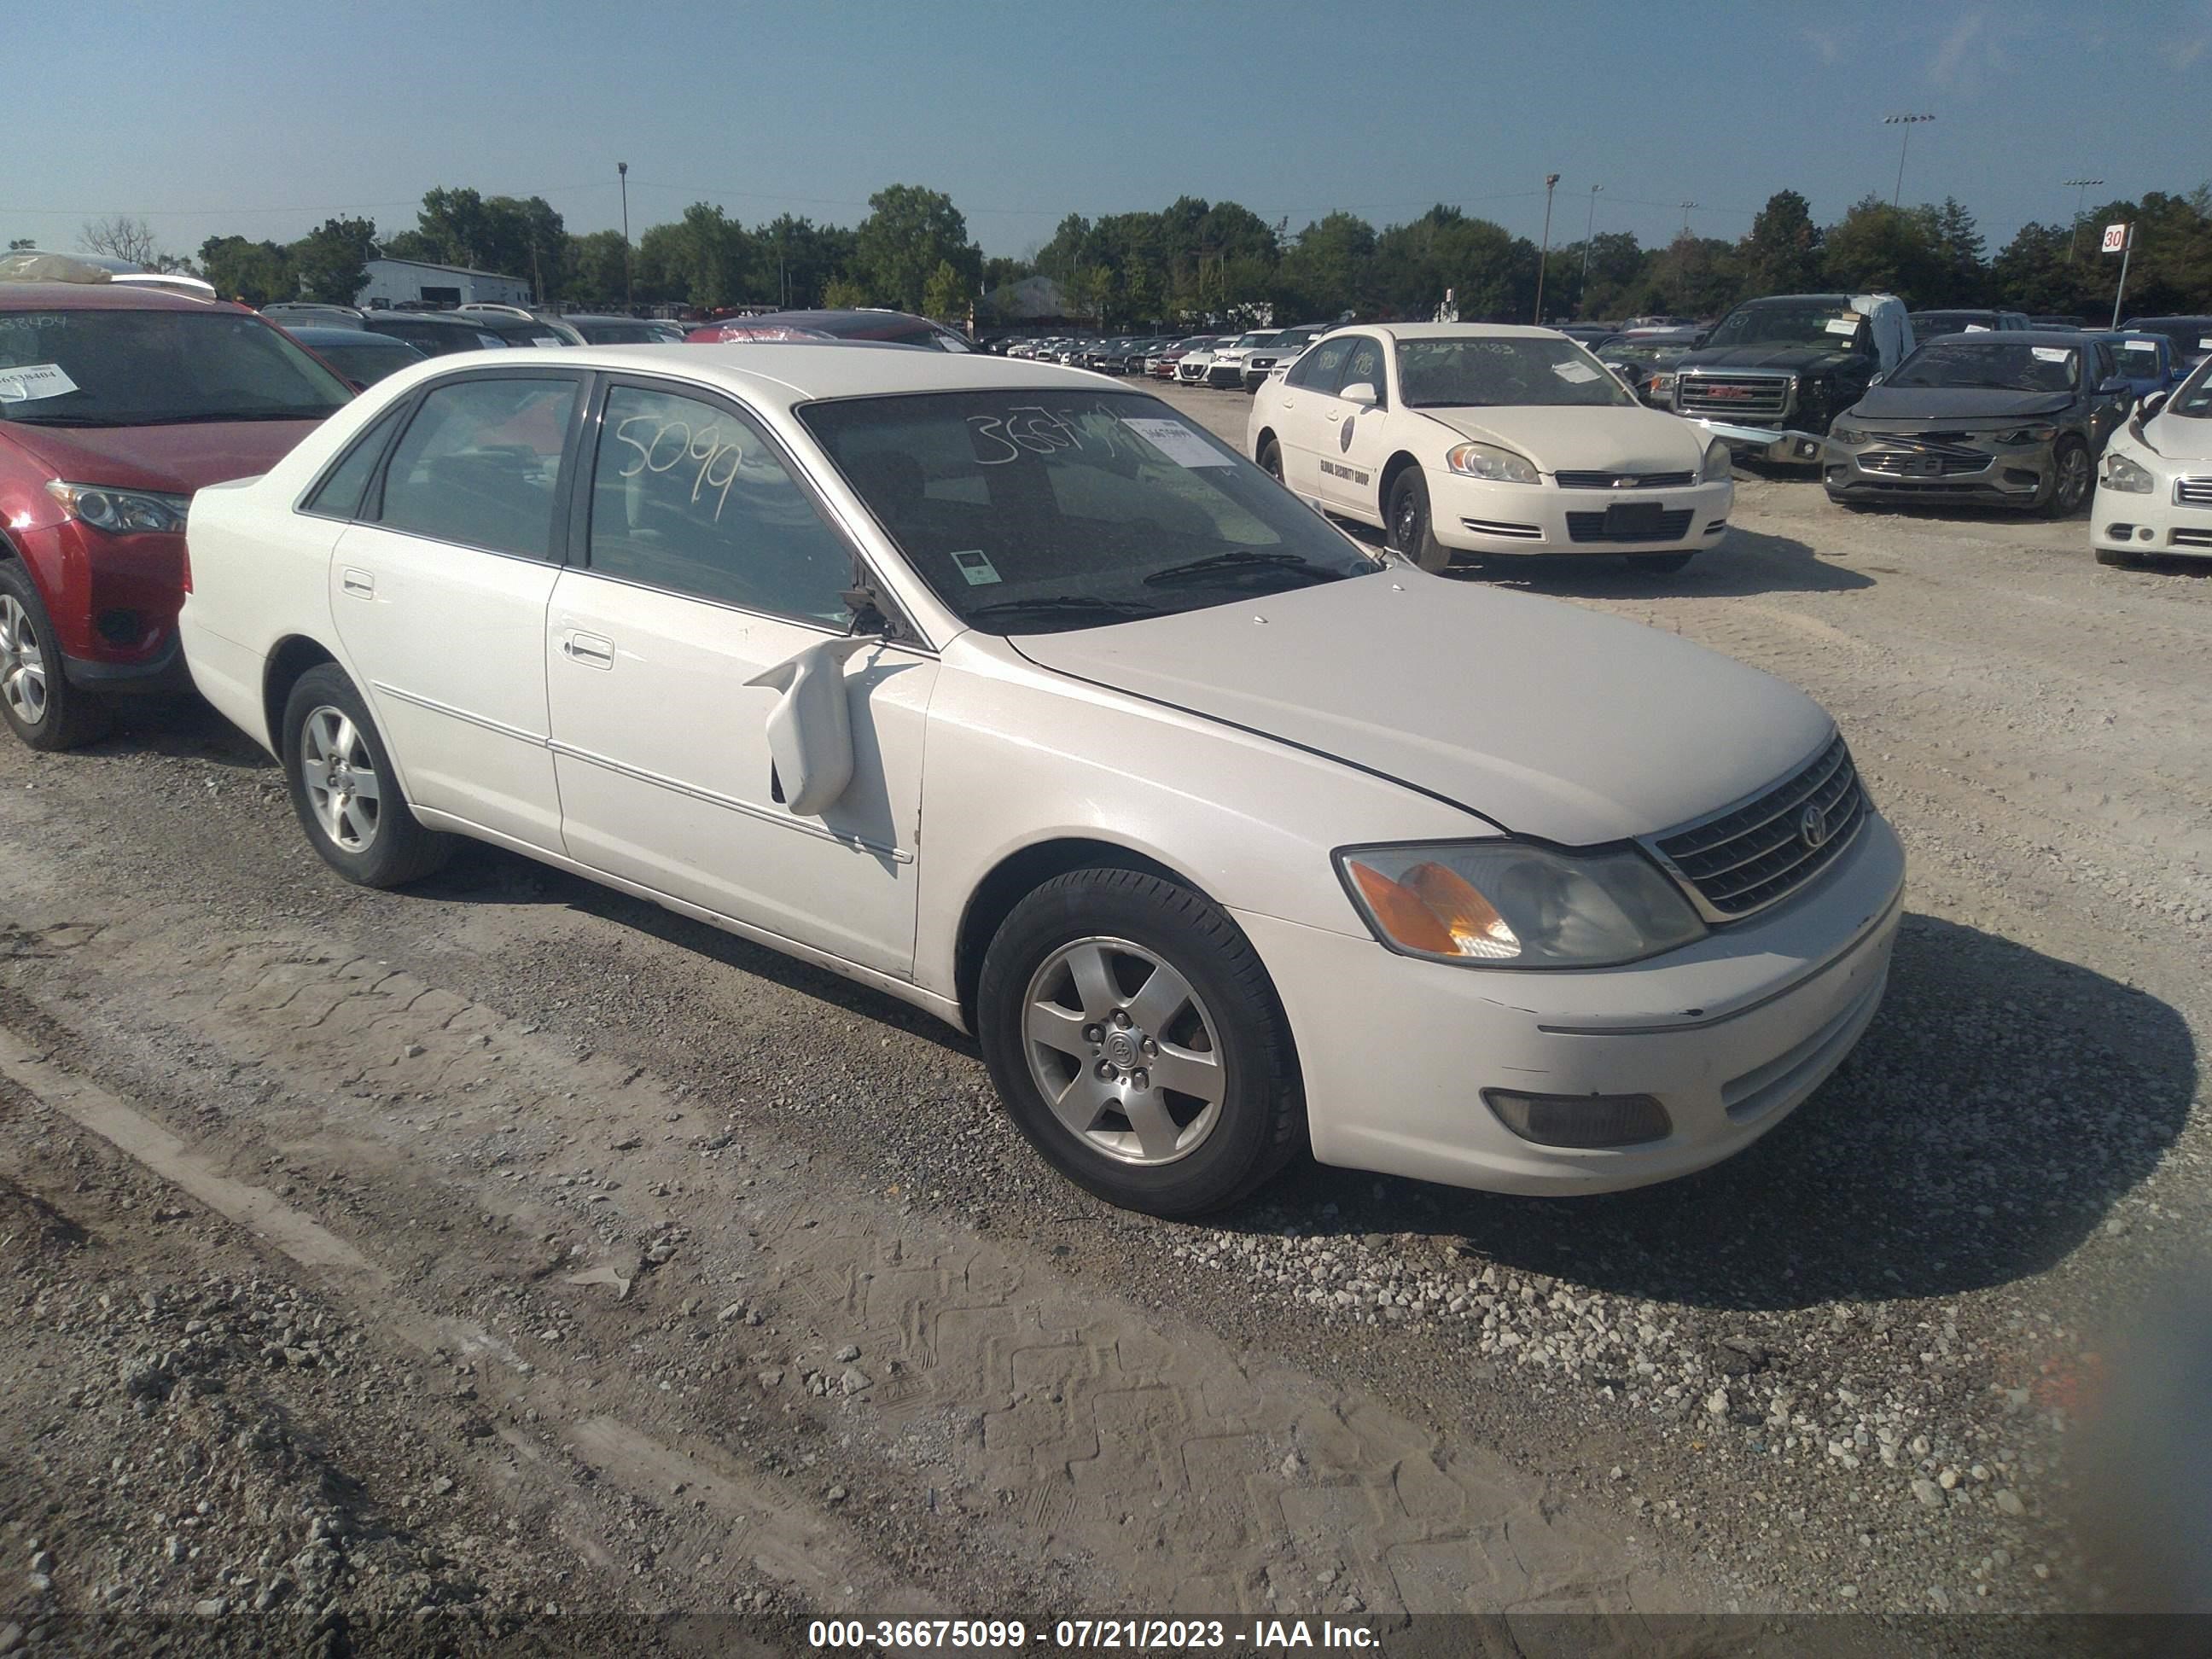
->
[2102,223,2132,253]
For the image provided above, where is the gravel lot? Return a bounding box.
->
[0,377,2204,1646]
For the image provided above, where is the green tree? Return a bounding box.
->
[1924,197,1987,306]
[822,275,872,309]
[1562,230,1648,319]
[1821,196,1946,303]
[853,184,980,313]
[1738,190,1825,294]
[288,217,376,305]
[565,230,631,308]
[1278,212,1377,320]
[197,236,296,306]
[922,259,969,319]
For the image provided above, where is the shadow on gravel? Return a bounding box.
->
[1247,911,2197,1312]
[1460,527,1873,600]
[75,694,270,769]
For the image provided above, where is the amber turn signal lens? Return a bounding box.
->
[1346,858,1520,960]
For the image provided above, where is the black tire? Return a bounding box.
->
[2093,544,2138,568]
[281,663,453,888]
[1385,469,1452,573]
[1623,551,1696,573]
[2040,438,2092,519]
[1257,436,1284,484]
[0,559,113,752]
[977,868,1304,1218]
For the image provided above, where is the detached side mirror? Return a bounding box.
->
[1338,381,1379,408]
[746,637,875,816]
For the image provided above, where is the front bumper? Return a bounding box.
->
[1176,361,1212,383]
[1822,433,2055,508]
[1426,470,1732,556]
[1205,359,1247,387]
[1686,418,1827,465]
[1237,812,1906,1195]
[2093,471,2212,558]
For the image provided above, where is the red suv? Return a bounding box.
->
[0,281,352,748]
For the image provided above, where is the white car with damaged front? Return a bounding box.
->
[2093,355,2212,566]
[1249,323,1735,572]
[178,346,1901,1218]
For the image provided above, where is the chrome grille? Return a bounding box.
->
[1651,736,1867,918]
[2176,476,2212,506]
[1858,451,1992,477]
[1676,375,1790,420]
[1553,470,1697,489]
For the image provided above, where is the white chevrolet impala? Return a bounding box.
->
[1247,323,1734,572]
[179,345,1901,1216]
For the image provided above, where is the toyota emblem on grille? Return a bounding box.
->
[1800,803,1829,850]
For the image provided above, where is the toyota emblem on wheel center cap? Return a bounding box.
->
[1800,802,1829,850]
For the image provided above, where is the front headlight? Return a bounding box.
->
[1445,443,1540,484]
[44,480,192,534]
[1336,841,1707,969]
[1700,437,1732,481]
[1828,423,1866,446]
[2102,452,2154,494]
[1650,371,1677,398]
[1996,423,2058,445]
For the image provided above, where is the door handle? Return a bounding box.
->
[340,568,375,598]
[561,632,615,668]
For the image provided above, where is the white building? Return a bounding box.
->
[356,257,532,310]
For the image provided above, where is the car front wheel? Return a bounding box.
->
[1385,469,1452,573]
[1257,436,1284,483]
[281,663,453,888]
[0,562,113,752]
[977,868,1303,1217]
[2041,439,2092,518]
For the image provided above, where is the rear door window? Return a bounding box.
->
[375,375,580,559]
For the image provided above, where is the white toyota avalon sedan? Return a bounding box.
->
[179,346,1902,1217]
[1247,323,1735,573]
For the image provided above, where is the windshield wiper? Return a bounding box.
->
[136,408,341,425]
[0,413,121,428]
[1141,550,1338,587]
[966,595,1162,621]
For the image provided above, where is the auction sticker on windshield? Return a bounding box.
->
[2032,346,2070,363]
[1551,359,1600,382]
[1825,317,1860,335]
[0,363,77,403]
[1121,416,1233,468]
[950,549,1003,585]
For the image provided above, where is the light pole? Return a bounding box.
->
[2064,177,2104,261]
[1532,172,1560,325]
[1678,200,1699,238]
[1883,114,1935,208]
[1579,184,1602,315]
[617,160,632,312]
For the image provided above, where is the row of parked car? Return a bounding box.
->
[0,271,1922,1219]
[995,327,1342,392]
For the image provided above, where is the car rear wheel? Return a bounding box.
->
[0,563,113,752]
[977,868,1303,1218]
[2041,439,2092,518]
[281,664,453,888]
[1257,436,1284,483]
[1385,469,1452,573]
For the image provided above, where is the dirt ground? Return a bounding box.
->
[0,381,2204,1653]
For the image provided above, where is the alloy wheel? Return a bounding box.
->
[1022,935,1226,1166]
[0,596,47,728]
[300,704,381,853]
[2055,445,2092,512]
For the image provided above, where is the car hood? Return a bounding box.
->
[1674,343,1860,375]
[0,418,323,493]
[1412,404,1708,474]
[2140,409,2212,461]
[1010,573,1832,845]
[1849,386,2075,422]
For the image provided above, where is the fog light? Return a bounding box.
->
[2105,524,2135,539]
[96,608,140,645]
[1481,1089,1673,1149]
[2139,527,2154,542]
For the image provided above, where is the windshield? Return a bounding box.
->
[2170,357,2212,418]
[800,389,1379,634]
[574,320,663,344]
[0,307,352,426]
[2125,319,2212,352]
[1912,312,1999,334]
[1230,333,1278,349]
[315,338,422,387]
[2111,339,2164,378]
[1889,340,2079,393]
[1704,303,1866,350]
[1599,338,1695,369]
[1395,336,1633,408]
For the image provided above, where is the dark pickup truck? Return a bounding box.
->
[1665,293,1916,464]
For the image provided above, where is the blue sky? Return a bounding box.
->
[10,0,2209,265]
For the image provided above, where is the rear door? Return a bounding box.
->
[544,375,935,975]
[1311,334,1394,522]
[329,367,585,849]
[1271,335,1355,501]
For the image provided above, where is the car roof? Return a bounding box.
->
[498,342,1150,407]
[1353,323,1584,341]
[1913,329,2085,347]
[367,311,500,328]
[0,280,238,313]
